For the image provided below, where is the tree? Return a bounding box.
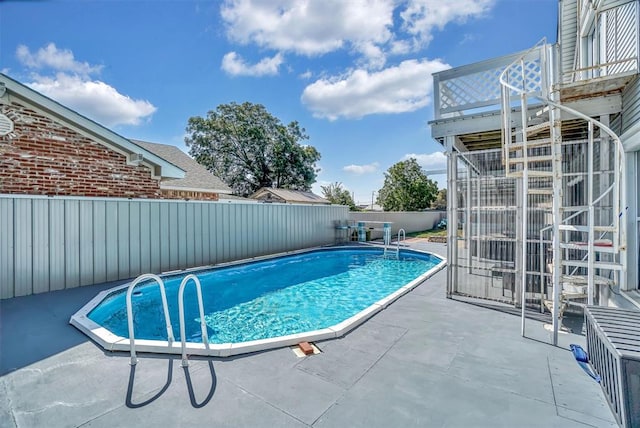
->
[432,188,447,210]
[321,182,358,211]
[376,158,438,211]
[185,102,320,197]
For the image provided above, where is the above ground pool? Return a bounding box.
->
[70,246,445,357]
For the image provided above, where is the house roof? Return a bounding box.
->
[131,140,232,194]
[0,73,184,180]
[251,187,329,204]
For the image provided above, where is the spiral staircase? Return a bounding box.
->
[499,40,627,344]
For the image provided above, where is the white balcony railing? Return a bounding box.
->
[432,46,546,119]
[566,0,639,83]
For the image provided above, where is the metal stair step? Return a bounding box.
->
[527,188,554,195]
[507,138,553,150]
[508,170,554,178]
[508,155,554,164]
[561,274,614,286]
[523,121,551,134]
[560,205,588,212]
[559,240,616,253]
[557,224,616,233]
[561,260,622,270]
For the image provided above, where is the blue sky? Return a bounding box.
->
[0,0,556,205]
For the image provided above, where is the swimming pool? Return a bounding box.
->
[70,247,445,357]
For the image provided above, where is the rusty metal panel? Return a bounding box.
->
[0,198,15,299]
[31,199,50,295]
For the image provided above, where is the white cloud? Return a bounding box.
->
[220,0,394,66]
[28,74,157,126]
[402,151,447,170]
[301,58,449,120]
[343,162,379,175]
[16,43,102,76]
[221,51,284,76]
[400,0,494,48]
[16,44,156,127]
[299,70,313,80]
[220,0,494,70]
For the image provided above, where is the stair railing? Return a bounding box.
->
[499,39,627,345]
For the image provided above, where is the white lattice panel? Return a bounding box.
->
[438,50,543,114]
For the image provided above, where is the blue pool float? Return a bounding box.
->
[570,344,601,383]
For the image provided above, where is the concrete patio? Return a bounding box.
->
[0,242,617,427]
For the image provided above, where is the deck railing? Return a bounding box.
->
[432,47,545,119]
[565,0,638,83]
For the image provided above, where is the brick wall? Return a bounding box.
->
[0,102,164,198]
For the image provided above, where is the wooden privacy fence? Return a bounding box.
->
[0,195,347,299]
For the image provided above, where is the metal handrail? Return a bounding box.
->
[498,38,547,94]
[126,273,175,366]
[564,56,638,81]
[397,229,406,255]
[178,274,209,367]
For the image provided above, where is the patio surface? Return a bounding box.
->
[0,242,617,427]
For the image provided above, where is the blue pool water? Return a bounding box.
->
[88,248,442,344]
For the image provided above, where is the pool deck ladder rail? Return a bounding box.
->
[126,274,175,366]
[384,228,406,258]
[178,274,209,367]
[125,273,209,367]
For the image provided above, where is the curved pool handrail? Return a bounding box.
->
[126,273,175,366]
[178,274,210,367]
[397,228,406,254]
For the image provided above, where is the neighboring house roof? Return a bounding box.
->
[358,203,383,211]
[0,73,184,180]
[219,194,259,203]
[132,140,232,194]
[251,187,329,204]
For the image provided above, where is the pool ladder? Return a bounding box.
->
[126,273,209,367]
[384,228,406,258]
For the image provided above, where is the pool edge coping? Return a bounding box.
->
[69,245,447,358]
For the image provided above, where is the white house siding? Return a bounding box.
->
[622,76,640,133]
